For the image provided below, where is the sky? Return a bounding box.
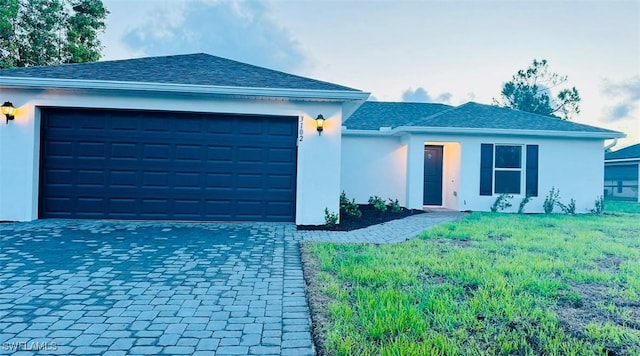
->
[100,0,640,148]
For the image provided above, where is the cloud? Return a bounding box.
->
[436,92,452,103]
[402,87,452,104]
[122,0,308,73]
[608,104,634,122]
[601,76,640,122]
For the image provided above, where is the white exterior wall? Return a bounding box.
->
[0,87,346,225]
[456,135,605,213]
[341,134,462,210]
[340,136,407,205]
[341,133,606,214]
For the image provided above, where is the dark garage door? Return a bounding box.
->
[39,108,297,221]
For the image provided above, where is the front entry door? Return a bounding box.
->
[423,145,444,205]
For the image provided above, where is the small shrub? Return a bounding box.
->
[388,198,401,213]
[340,191,362,219]
[517,195,532,214]
[557,198,576,215]
[324,208,338,226]
[543,187,560,214]
[368,196,387,213]
[490,193,513,212]
[590,195,605,215]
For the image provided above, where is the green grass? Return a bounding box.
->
[302,202,640,355]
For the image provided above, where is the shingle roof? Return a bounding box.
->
[345,101,621,136]
[606,143,640,160]
[0,53,361,91]
[343,101,453,130]
[422,102,619,134]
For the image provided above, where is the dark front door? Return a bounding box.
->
[423,145,443,205]
[39,108,298,222]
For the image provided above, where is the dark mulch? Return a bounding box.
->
[297,204,425,231]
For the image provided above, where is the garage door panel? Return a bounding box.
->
[46,141,74,157]
[111,143,139,159]
[237,147,263,162]
[207,146,234,162]
[110,198,137,213]
[174,117,203,133]
[268,147,296,162]
[175,145,203,161]
[238,120,265,135]
[77,142,107,158]
[40,108,297,221]
[269,120,298,136]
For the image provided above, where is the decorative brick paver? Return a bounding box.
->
[0,210,461,355]
[295,209,464,243]
[0,220,314,355]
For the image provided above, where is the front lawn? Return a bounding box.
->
[302,205,640,355]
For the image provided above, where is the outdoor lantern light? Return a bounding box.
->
[315,114,326,135]
[1,101,16,124]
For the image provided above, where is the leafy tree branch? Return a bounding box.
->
[494,59,581,120]
[0,0,108,68]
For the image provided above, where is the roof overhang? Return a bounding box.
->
[0,76,371,102]
[343,125,625,140]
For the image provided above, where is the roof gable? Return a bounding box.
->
[606,143,640,160]
[0,53,360,92]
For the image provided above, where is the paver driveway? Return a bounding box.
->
[0,220,314,355]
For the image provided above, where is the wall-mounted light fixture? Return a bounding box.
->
[315,114,326,135]
[1,101,16,124]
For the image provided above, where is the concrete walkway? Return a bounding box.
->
[0,211,462,355]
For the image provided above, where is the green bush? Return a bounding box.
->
[490,193,513,212]
[544,187,560,214]
[591,195,605,215]
[340,191,362,219]
[324,208,338,226]
[368,196,387,213]
[557,198,576,215]
[517,195,532,214]
[388,198,401,213]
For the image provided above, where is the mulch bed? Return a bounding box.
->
[297,204,425,231]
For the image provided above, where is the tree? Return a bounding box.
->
[0,0,108,68]
[494,59,581,120]
[65,0,108,63]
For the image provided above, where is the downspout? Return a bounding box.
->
[604,138,618,151]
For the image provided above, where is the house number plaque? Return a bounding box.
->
[298,117,304,143]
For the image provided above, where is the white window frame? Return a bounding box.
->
[493,144,524,195]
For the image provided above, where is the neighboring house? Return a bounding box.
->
[604,143,640,202]
[0,53,624,224]
[341,101,623,213]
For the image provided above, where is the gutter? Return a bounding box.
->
[0,76,371,102]
[343,125,626,140]
[605,158,640,164]
[604,138,618,151]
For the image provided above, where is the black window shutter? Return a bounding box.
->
[526,145,539,197]
[480,144,493,196]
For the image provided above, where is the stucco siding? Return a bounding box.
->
[0,87,344,225]
[456,135,604,213]
[341,133,606,214]
[340,136,407,206]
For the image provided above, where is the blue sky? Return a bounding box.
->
[101,0,639,147]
